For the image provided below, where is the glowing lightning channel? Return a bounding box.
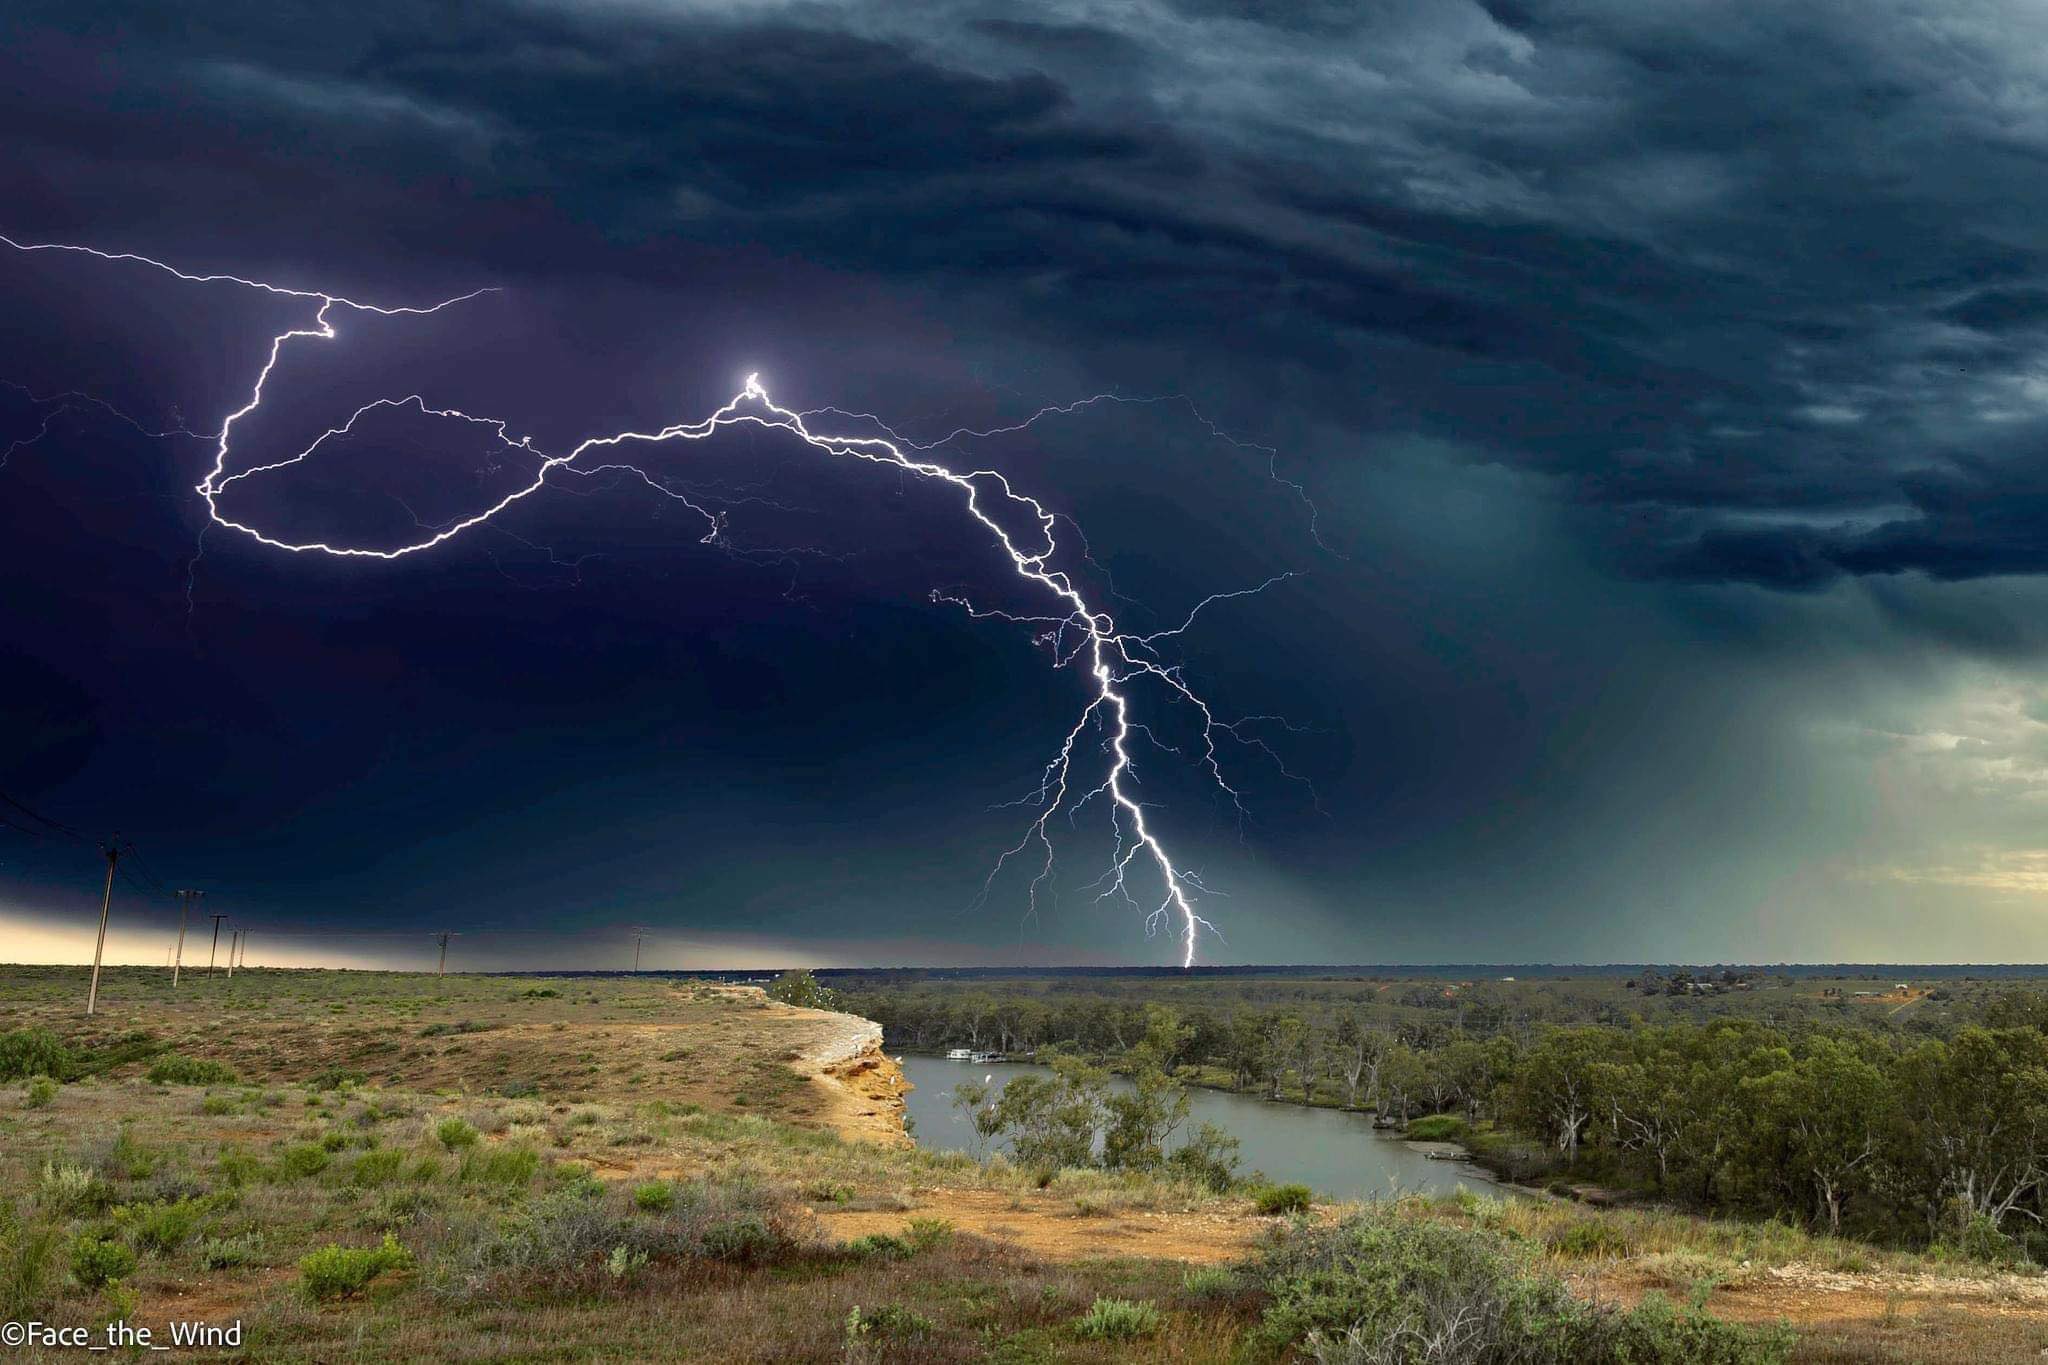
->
[1,234,1312,967]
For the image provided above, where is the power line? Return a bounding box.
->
[0,788,91,844]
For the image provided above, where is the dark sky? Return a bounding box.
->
[7,0,2048,968]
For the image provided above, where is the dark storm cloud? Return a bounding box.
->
[9,0,2043,591]
[13,0,2048,964]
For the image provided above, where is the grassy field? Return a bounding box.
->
[0,966,2037,1361]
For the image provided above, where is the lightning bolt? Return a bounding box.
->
[1,233,1315,967]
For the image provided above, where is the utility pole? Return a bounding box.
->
[207,913,228,975]
[238,930,249,971]
[634,931,644,972]
[228,929,243,977]
[435,931,455,976]
[86,841,119,1016]
[172,889,200,988]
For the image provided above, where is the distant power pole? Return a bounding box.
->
[86,841,119,1016]
[207,913,229,975]
[226,929,240,978]
[634,932,645,972]
[172,890,201,988]
[436,931,457,976]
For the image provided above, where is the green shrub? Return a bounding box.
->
[1549,1218,1634,1259]
[845,1233,912,1260]
[701,1215,776,1263]
[461,1146,540,1187]
[102,1127,160,1180]
[1,1220,60,1320]
[127,1199,202,1255]
[1072,1297,1164,1341]
[435,1117,479,1151]
[308,1068,366,1091]
[1405,1114,1470,1142]
[633,1181,675,1213]
[1248,1207,1790,1364]
[37,1162,111,1216]
[845,1304,935,1342]
[69,1236,135,1290]
[1933,1217,2025,1267]
[805,1180,856,1204]
[298,1234,414,1301]
[0,1029,72,1082]
[24,1076,59,1109]
[1254,1183,1314,1215]
[348,1150,406,1187]
[904,1216,955,1253]
[146,1054,238,1086]
[1180,1265,1240,1304]
[198,1233,266,1269]
[198,1094,236,1116]
[215,1149,263,1187]
[276,1143,330,1179]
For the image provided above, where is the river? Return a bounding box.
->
[898,1054,1503,1202]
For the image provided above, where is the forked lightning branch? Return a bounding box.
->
[1,233,1312,966]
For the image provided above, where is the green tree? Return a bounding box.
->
[1741,1037,1894,1235]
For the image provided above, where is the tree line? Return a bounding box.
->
[843,977,2048,1258]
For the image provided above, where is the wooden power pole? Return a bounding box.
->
[436,931,456,976]
[172,889,200,988]
[207,913,228,975]
[226,929,240,978]
[85,841,119,1016]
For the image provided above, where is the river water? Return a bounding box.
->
[898,1054,1502,1202]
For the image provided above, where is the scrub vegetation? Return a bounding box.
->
[0,965,2037,1360]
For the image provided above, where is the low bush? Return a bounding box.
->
[36,1162,111,1216]
[845,1304,934,1342]
[215,1149,264,1188]
[461,1146,540,1187]
[428,1180,812,1297]
[1548,1218,1634,1259]
[0,1029,72,1082]
[24,1076,59,1109]
[276,1143,330,1179]
[348,1149,406,1187]
[307,1068,366,1091]
[0,1219,60,1320]
[904,1216,955,1253]
[126,1198,203,1255]
[299,1234,414,1301]
[146,1054,238,1086]
[100,1127,161,1180]
[1254,1183,1314,1216]
[69,1236,136,1290]
[845,1232,913,1260]
[1249,1207,1791,1364]
[633,1181,675,1213]
[199,1232,266,1269]
[435,1117,479,1151]
[1072,1297,1164,1341]
[1406,1114,1470,1142]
